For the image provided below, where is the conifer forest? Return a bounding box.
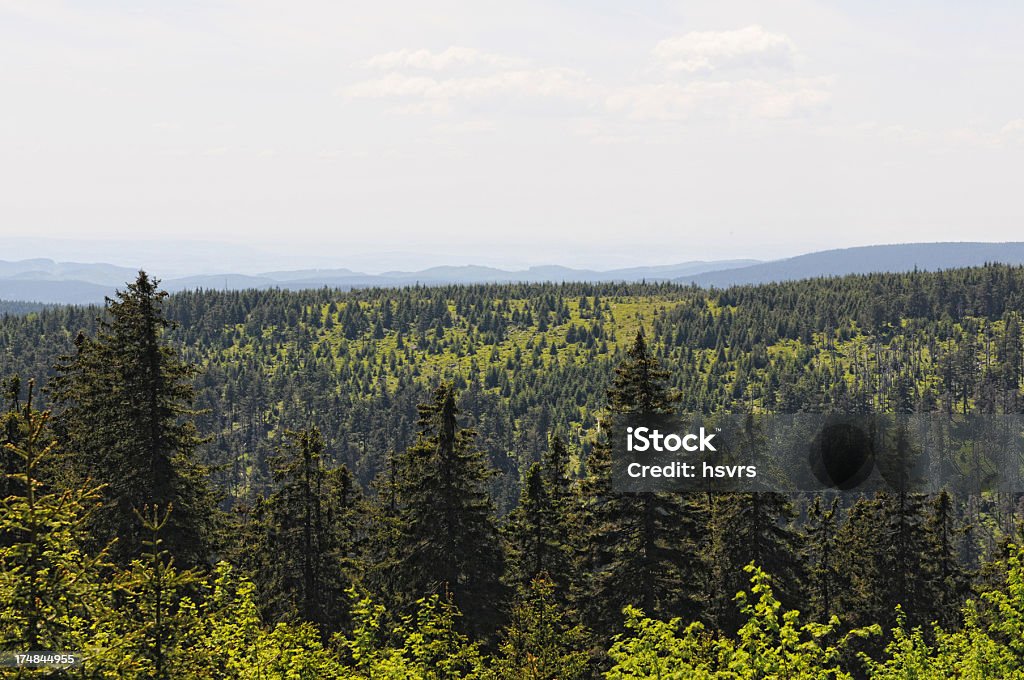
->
[5,265,1024,678]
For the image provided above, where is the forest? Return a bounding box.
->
[2,265,1024,678]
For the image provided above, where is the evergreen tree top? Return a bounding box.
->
[607,328,679,415]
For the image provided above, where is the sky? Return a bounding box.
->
[1,0,1023,272]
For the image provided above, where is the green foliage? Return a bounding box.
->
[606,608,717,679]
[606,564,875,679]
[4,268,1024,675]
[491,576,590,679]
[338,587,486,679]
[0,409,109,658]
[97,506,207,679]
[859,544,1024,678]
[255,426,363,635]
[580,330,707,638]
[727,565,870,679]
[49,271,216,565]
[978,544,1024,670]
[387,382,506,638]
[502,460,574,602]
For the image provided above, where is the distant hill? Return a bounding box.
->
[0,259,138,286]
[0,280,114,305]
[677,242,1024,287]
[162,274,282,291]
[7,242,1024,305]
[0,259,758,304]
[248,261,760,287]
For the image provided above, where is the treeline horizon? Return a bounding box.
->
[3,266,1024,677]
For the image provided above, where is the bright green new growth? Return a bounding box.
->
[606,563,875,679]
[0,409,108,662]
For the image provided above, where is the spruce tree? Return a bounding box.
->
[802,494,841,622]
[391,382,506,638]
[833,491,932,652]
[260,426,363,636]
[491,576,589,679]
[872,421,934,630]
[543,432,573,503]
[50,271,215,565]
[579,330,706,639]
[503,462,574,602]
[105,506,205,680]
[0,409,110,659]
[833,496,889,632]
[706,490,803,633]
[924,490,970,629]
[690,407,804,633]
[1,376,30,500]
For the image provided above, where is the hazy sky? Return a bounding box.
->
[2,1,1023,271]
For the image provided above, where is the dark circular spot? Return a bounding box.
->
[809,422,874,490]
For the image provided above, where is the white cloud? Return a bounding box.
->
[606,77,832,121]
[347,34,824,121]
[364,46,526,71]
[653,25,797,73]
[602,26,820,123]
[344,68,593,102]
[346,45,594,111]
[1000,118,1024,142]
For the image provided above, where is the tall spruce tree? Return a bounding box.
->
[706,490,803,633]
[870,419,934,630]
[699,411,804,633]
[832,496,889,632]
[579,330,706,639]
[1,376,30,501]
[833,490,932,652]
[391,382,506,638]
[50,272,215,565]
[503,461,574,602]
[802,494,841,623]
[925,489,971,629]
[259,426,363,636]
